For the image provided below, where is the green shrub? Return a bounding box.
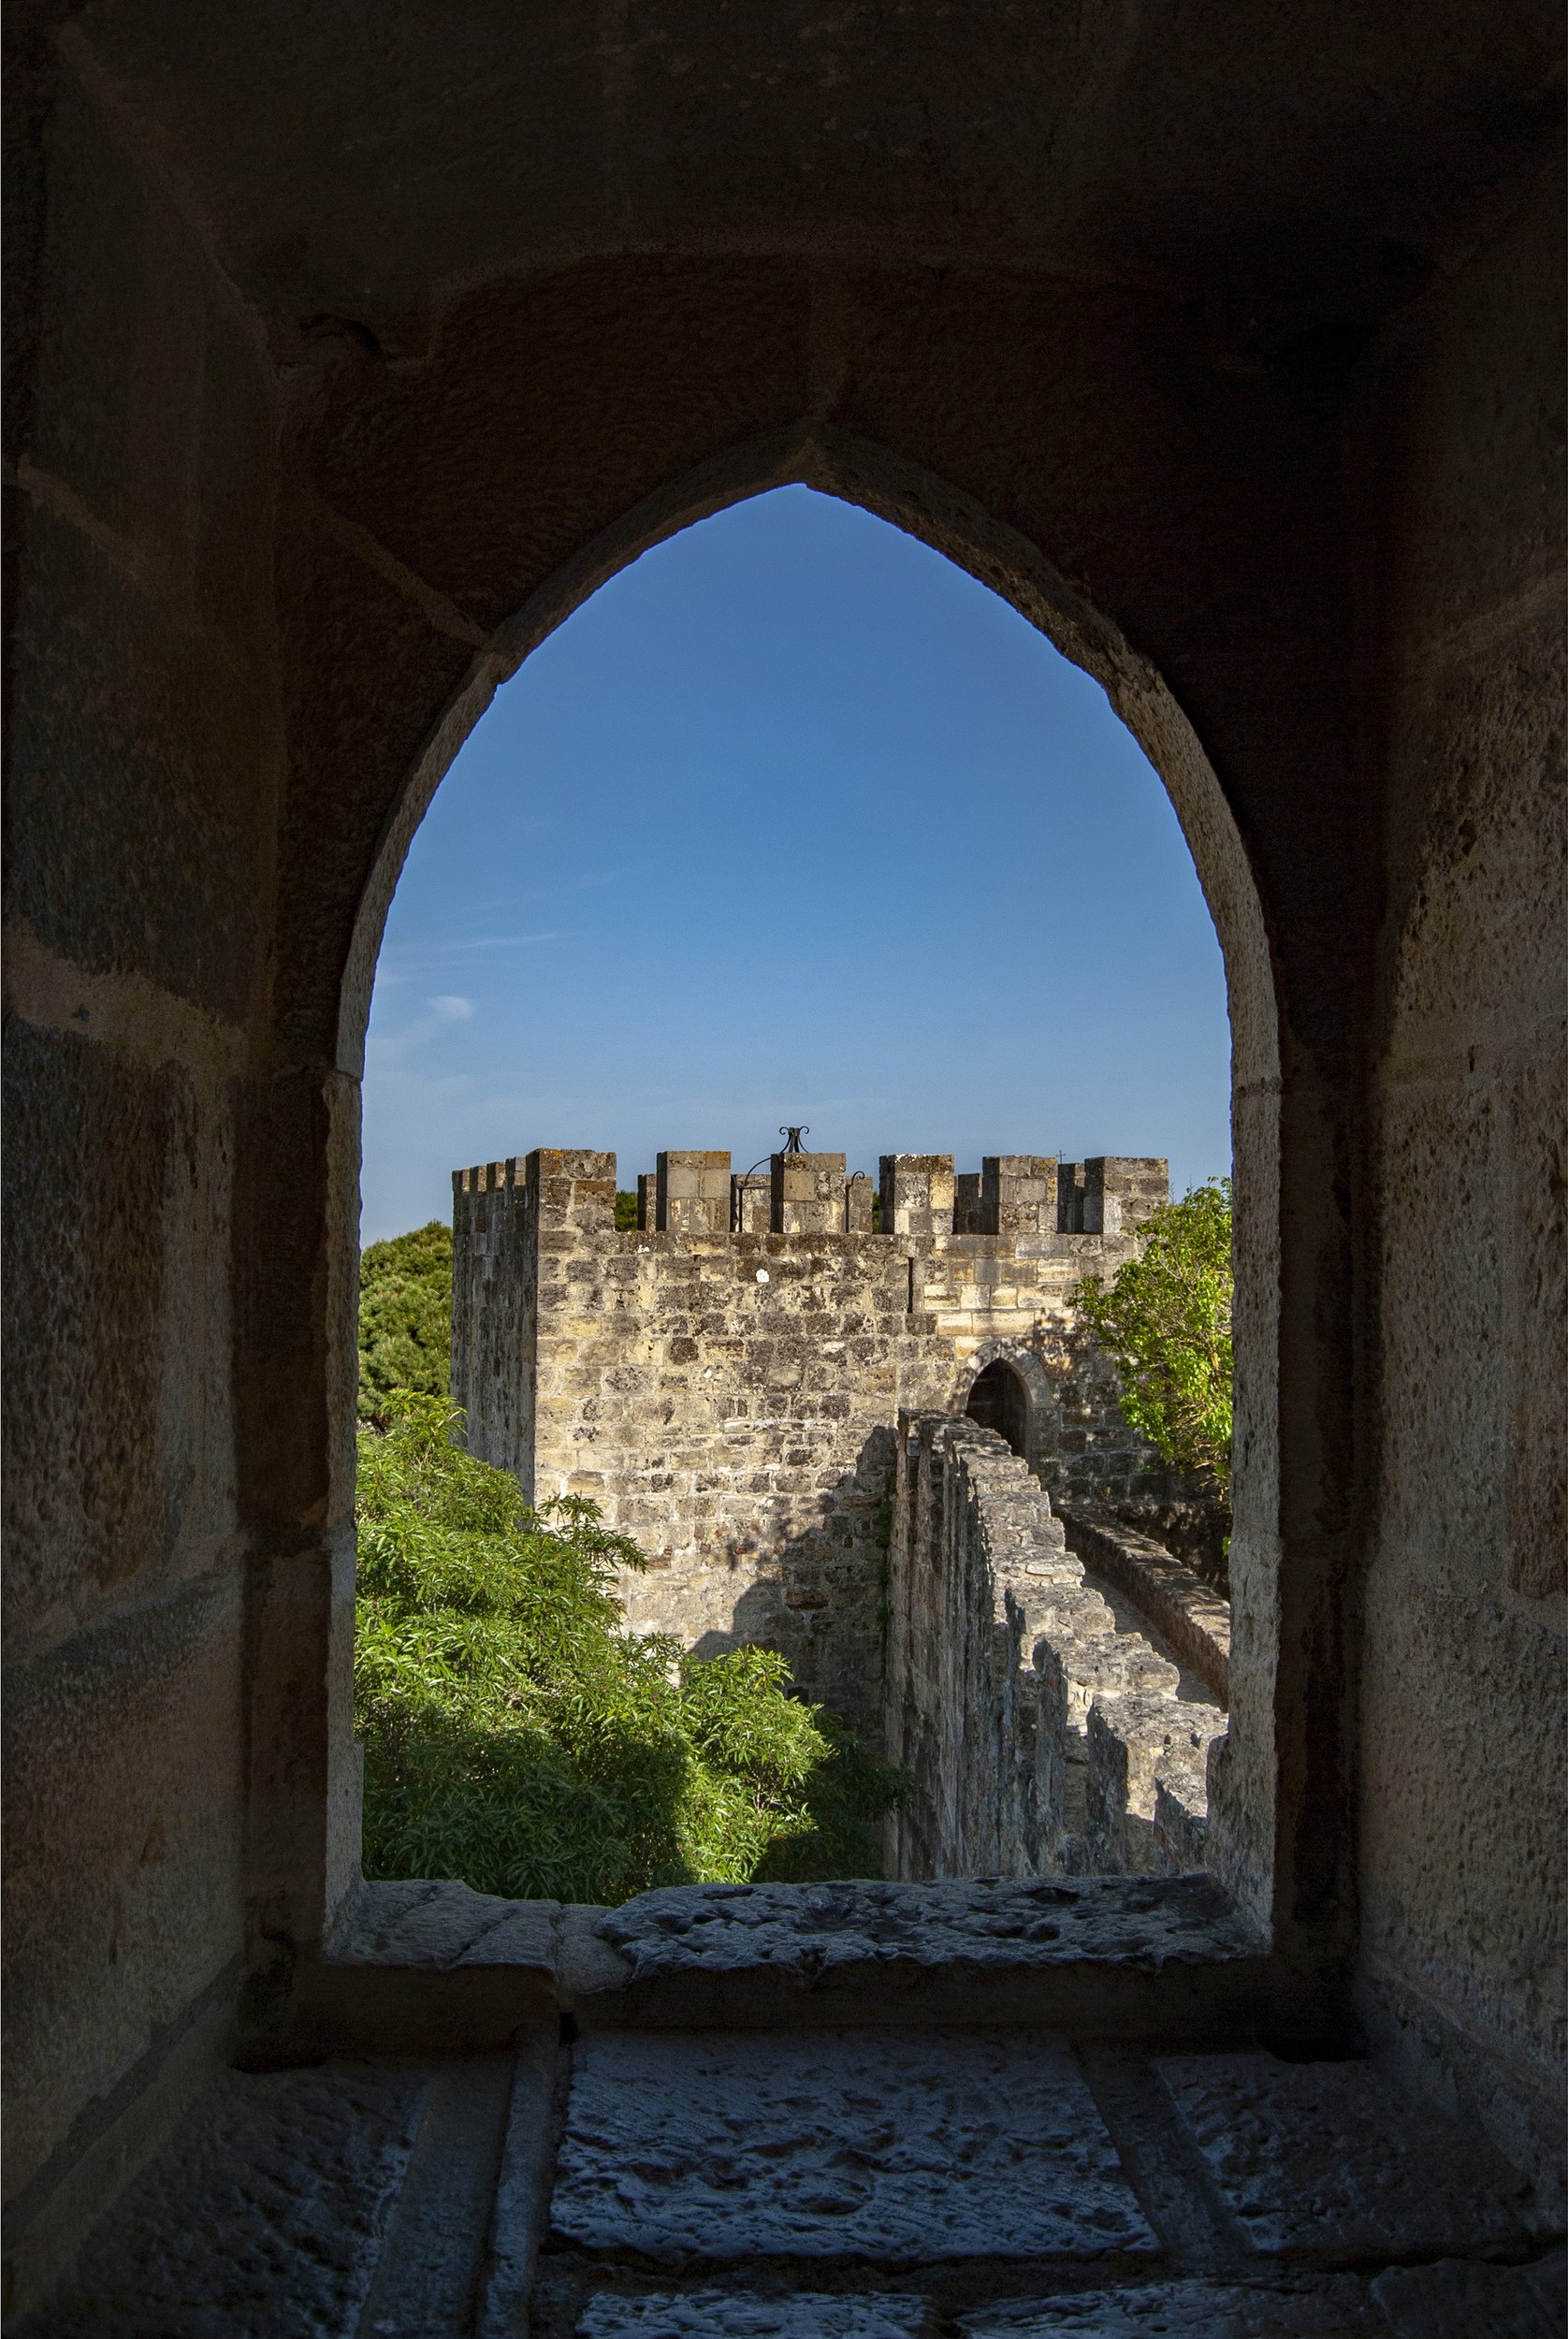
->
[355,1394,907,1902]
[614,1190,639,1230]
[1071,1179,1234,1495]
[358,1221,452,1425]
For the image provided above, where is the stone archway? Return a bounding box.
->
[956,1341,1059,1477]
[314,428,1284,1934]
[316,426,1285,1938]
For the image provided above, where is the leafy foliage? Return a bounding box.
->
[355,1394,907,1902]
[615,1190,640,1230]
[1072,1180,1234,1494]
[358,1222,452,1425]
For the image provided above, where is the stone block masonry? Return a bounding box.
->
[452,1144,1198,1741]
[656,1151,730,1239]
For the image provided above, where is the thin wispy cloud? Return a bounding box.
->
[429,931,563,952]
[366,992,476,1069]
[379,931,561,969]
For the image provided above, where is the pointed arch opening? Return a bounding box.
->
[318,428,1281,1938]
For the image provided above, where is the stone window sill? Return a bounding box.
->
[298,1872,1270,2056]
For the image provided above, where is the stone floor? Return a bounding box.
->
[19,2023,1563,2336]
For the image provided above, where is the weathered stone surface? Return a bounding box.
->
[298,1882,561,2056]
[958,2275,1382,2333]
[13,2044,564,2338]
[595,1875,1261,1983]
[13,2064,428,2337]
[1158,2053,1545,2261]
[3,119,281,2244]
[1350,176,1568,2203]
[881,1415,1231,1887]
[557,1903,636,1998]
[1153,1764,1212,1878]
[887,1416,1081,1881]
[477,2035,560,2339]
[7,416,276,1025]
[576,2293,935,2336]
[2,1572,246,2203]
[332,1877,559,1971]
[550,2029,1159,2264]
[356,2056,518,2339]
[1370,2248,1567,2338]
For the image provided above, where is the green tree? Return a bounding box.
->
[355,1394,907,1902]
[1071,1179,1234,1494]
[358,1221,452,1425]
[614,1190,639,1230]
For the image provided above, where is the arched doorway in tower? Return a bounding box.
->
[965,1358,1031,1461]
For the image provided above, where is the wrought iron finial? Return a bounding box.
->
[779,1126,809,1154]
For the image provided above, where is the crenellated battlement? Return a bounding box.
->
[453,1145,1169,1242]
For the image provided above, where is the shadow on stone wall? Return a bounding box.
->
[687,1425,899,1745]
[690,1579,793,1666]
[1032,1319,1229,1590]
[1111,1500,1231,1591]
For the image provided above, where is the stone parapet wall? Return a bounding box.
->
[885,1413,1227,1881]
[1086,1694,1228,1875]
[883,1416,1070,1878]
[1058,1156,1170,1235]
[1154,1764,1214,1878]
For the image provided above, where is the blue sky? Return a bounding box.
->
[361,487,1230,1242]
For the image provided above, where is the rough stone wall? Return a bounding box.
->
[884,1414,1227,1881]
[984,1312,1219,1538]
[452,1148,1183,1735]
[2,49,286,2287]
[1063,1513,1230,1707]
[1353,160,1568,2190]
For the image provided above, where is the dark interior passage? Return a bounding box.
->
[965,1360,1030,1460]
